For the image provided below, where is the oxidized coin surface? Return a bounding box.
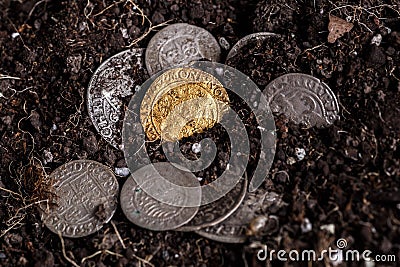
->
[41,160,119,238]
[87,48,148,149]
[196,187,286,243]
[225,32,278,63]
[120,162,200,231]
[177,175,248,232]
[263,73,340,127]
[140,67,229,142]
[145,23,221,75]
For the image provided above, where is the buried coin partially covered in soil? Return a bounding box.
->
[40,160,119,238]
[145,23,221,75]
[263,73,340,127]
[196,188,285,243]
[87,48,148,149]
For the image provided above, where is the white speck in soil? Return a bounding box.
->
[320,224,335,234]
[295,147,306,161]
[192,142,201,153]
[301,217,312,233]
[219,37,230,50]
[115,167,130,177]
[121,28,129,39]
[43,149,54,164]
[371,34,382,46]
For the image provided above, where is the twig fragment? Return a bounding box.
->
[111,220,126,249]
[0,74,21,80]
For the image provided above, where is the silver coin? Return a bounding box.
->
[263,73,340,127]
[196,188,285,243]
[120,162,200,231]
[87,48,148,149]
[145,23,220,75]
[225,32,278,63]
[177,174,248,232]
[41,160,119,238]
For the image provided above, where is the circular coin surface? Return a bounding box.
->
[140,67,230,142]
[145,23,221,75]
[41,160,119,238]
[196,187,285,243]
[120,162,200,231]
[87,48,148,149]
[263,73,340,127]
[177,174,248,232]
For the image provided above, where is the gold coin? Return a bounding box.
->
[140,68,229,141]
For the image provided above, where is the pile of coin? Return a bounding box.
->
[41,23,339,243]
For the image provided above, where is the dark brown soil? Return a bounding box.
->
[1,0,399,266]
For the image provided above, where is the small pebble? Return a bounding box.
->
[115,167,130,177]
[301,217,312,233]
[295,147,306,161]
[192,143,201,153]
[11,32,20,39]
[371,34,382,46]
[218,37,230,50]
[43,149,54,164]
[248,215,268,235]
[121,28,129,39]
[320,224,335,234]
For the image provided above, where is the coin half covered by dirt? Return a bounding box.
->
[263,73,340,127]
[145,23,221,75]
[87,48,148,149]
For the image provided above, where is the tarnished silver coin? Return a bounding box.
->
[196,188,286,243]
[263,73,340,127]
[225,32,278,63]
[120,162,200,231]
[177,175,248,232]
[41,160,119,238]
[145,23,220,75]
[87,48,148,149]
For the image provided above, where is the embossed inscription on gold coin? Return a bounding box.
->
[141,68,230,141]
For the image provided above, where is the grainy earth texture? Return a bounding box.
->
[0,0,399,266]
